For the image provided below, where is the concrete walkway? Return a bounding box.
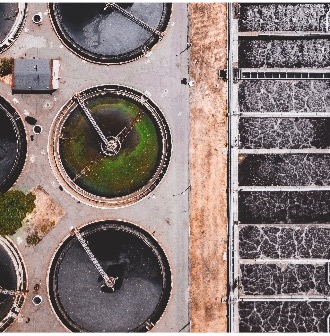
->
[0,3,190,332]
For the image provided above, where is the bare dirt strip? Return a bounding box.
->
[189,3,228,332]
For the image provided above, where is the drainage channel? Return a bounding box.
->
[229,3,330,332]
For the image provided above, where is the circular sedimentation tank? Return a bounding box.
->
[49,85,171,207]
[48,220,172,332]
[0,237,27,332]
[0,3,27,53]
[0,97,27,192]
[49,3,172,64]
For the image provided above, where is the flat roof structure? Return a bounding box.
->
[12,59,53,93]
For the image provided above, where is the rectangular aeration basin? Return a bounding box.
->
[238,4,329,32]
[239,118,330,149]
[239,301,330,332]
[238,80,330,113]
[240,264,330,296]
[239,226,330,259]
[239,154,330,186]
[239,39,330,68]
[238,191,330,224]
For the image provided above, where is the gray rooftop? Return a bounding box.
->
[13,59,52,92]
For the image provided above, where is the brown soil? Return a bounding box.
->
[189,3,228,332]
[24,186,65,244]
[0,74,12,86]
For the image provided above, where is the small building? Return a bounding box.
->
[12,59,59,93]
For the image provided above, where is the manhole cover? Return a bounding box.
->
[0,237,27,332]
[48,220,172,332]
[0,97,27,192]
[33,125,42,134]
[32,13,42,24]
[49,3,172,64]
[49,84,171,207]
[32,295,42,305]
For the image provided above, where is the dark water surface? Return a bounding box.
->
[239,4,329,32]
[0,244,16,321]
[239,38,330,68]
[239,80,330,112]
[239,118,330,149]
[239,191,330,224]
[239,301,330,332]
[240,226,330,259]
[0,3,18,42]
[58,3,163,55]
[239,154,330,186]
[0,112,18,187]
[50,222,171,332]
[240,264,330,295]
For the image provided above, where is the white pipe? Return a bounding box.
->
[240,67,330,73]
[326,10,330,32]
[239,112,330,118]
[239,149,330,154]
[240,259,330,264]
[227,2,235,333]
[239,186,330,191]
[239,296,330,302]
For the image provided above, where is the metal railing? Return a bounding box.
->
[104,3,163,38]
[227,2,235,333]
[0,286,28,296]
[73,93,109,147]
[71,228,117,289]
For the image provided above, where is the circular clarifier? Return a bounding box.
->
[0,237,27,332]
[0,97,27,192]
[49,85,171,207]
[48,220,172,332]
[49,3,172,64]
[0,3,26,53]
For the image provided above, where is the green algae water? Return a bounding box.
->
[59,95,162,198]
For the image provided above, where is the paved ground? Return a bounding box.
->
[0,3,190,332]
[189,3,228,332]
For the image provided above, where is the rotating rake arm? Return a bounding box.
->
[116,110,143,144]
[104,3,164,39]
[70,228,117,289]
[0,286,28,296]
[73,93,109,148]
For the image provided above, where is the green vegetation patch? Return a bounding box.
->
[0,190,36,235]
[0,57,13,77]
[26,231,41,246]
